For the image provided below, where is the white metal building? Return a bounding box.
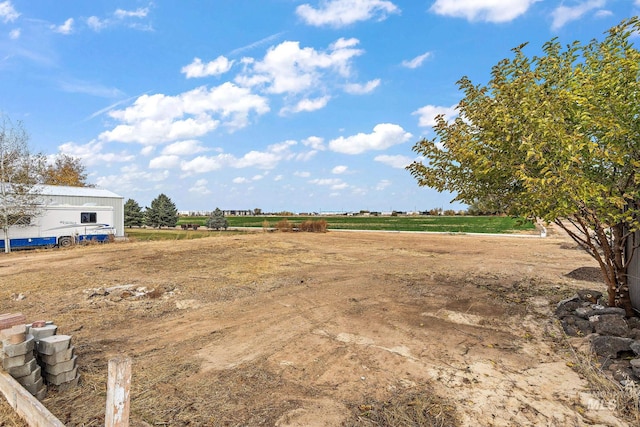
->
[39,185,125,237]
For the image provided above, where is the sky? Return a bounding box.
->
[1,0,639,214]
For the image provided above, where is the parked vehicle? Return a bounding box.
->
[0,204,115,250]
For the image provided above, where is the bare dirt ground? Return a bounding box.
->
[0,226,629,426]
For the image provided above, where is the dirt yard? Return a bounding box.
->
[0,226,630,426]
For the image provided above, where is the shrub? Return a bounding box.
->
[275,219,294,232]
[299,219,328,232]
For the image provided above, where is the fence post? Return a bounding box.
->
[105,357,131,427]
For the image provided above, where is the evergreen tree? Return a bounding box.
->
[124,198,144,227]
[146,194,178,228]
[206,207,228,230]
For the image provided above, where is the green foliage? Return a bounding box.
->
[407,18,640,312]
[206,207,228,230]
[145,193,178,228]
[124,198,144,227]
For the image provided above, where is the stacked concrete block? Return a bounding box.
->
[1,325,47,400]
[37,334,79,388]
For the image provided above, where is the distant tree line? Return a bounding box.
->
[124,194,228,230]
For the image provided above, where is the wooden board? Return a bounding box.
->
[0,370,65,427]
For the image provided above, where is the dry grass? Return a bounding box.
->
[299,219,328,232]
[344,388,459,427]
[562,332,640,424]
[275,218,294,232]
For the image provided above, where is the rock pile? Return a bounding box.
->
[556,289,640,384]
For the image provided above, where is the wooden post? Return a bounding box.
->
[105,357,131,427]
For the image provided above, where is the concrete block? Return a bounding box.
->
[2,334,34,357]
[57,373,80,391]
[1,324,27,344]
[7,357,37,378]
[43,355,77,375]
[37,335,70,355]
[16,366,41,387]
[35,384,47,401]
[22,376,43,395]
[44,366,77,386]
[1,351,34,370]
[0,313,27,331]
[38,346,74,365]
[29,325,57,342]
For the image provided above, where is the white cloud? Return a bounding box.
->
[181,154,234,174]
[413,104,458,127]
[182,56,234,78]
[328,123,412,154]
[0,1,19,23]
[180,141,295,174]
[344,79,380,94]
[236,38,364,95]
[294,171,311,178]
[402,52,432,69]
[310,178,345,190]
[302,136,325,150]
[87,6,152,32]
[58,79,124,98]
[274,175,284,181]
[374,154,413,168]
[96,165,169,196]
[233,177,250,184]
[332,165,348,174]
[189,179,212,195]
[281,96,330,114]
[115,7,150,19]
[9,28,19,39]
[551,0,605,30]
[57,140,135,167]
[52,18,73,35]
[100,83,269,144]
[594,9,613,18]
[140,146,154,156]
[149,155,181,169]
[430,0,539,23]
[161,140,209,156]
[375,179,391,190]
[86,16,107,31]
[101,116,219,146]
[296,0,399,27]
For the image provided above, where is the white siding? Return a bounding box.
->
[38,185,125,237]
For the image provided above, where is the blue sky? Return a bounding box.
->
[1,0,639,213]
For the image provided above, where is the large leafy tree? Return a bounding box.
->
[206,207,228,230]
[407,18,640,315]
[124,198,144,227]
[145,194,178,228]
[0,115,45,253]
[41,154,92,187]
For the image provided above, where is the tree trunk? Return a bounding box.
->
[556,219,635,317]
[3,227,10,254]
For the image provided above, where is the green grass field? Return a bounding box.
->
[125,228,242,241]
[176,215,536,234]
